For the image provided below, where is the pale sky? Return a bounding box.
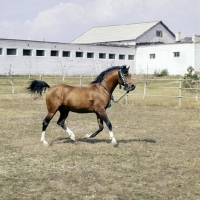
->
[0,0,199,43]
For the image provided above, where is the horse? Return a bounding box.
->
[27,65,135,146]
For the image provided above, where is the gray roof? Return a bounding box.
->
[71,21,174,44]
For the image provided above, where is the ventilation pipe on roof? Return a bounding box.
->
[175,32,181,42]
[192,34,196,42]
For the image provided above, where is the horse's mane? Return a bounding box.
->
[90,66,122,84]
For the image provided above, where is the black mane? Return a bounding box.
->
[90,66,122,84]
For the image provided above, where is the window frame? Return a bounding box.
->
[119,54,125,60]
[76,51,83,58]
[7,48,17,56]
[51,50,59,57]
[173,52,180,57]
[156,30,163,37]
[128,55,134,60]
[87,52,94,59]
[36,50,45,57]
[150,54,156,59]
[62,51,70,57]
[99,53,106,59]
[23,49,32,56]
[109,53,115,59]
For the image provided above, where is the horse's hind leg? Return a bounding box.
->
[41,111,56,146]
[57,110,75,141]
[85,113,104,139]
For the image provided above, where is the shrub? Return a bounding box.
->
[183,66,199,89]
[154,69,169,77]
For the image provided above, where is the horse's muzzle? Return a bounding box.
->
[127,83,136,91]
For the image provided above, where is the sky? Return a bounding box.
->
[0,0,199,43]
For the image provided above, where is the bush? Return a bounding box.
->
[154,69,169,77]
[183,66,199,89]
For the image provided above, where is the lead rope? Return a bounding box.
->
[112,90,129,103]
[100,82,129,108]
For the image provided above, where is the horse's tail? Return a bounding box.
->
[26,80,50,97]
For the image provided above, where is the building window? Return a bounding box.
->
[76,51,83,58]
[128,55,134,60]
[36,50,45,56]
[174,52,180,57]
[63,51,70,57]
[156,30,163,37]
[119,54,125,60]
[150,54,155,59]
[109,54,115,59]
[87,52,94,58]
[23,49,32,56]
[51,50,59,57]
[7,48,17,55]
[99,53,106,59]
[0,48,2,55]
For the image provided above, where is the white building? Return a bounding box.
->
[0,21,199,76]
[0,39,135,75]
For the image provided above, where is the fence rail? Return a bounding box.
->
[1,75,200,107]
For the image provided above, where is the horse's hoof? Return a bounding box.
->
[111,140,118,147]
[70,135,75,141]
[43,142,49,146]
[41,139,49,146]
[113,142,119,147]
[84,134,91,139]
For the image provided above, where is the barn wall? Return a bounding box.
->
[136,23,175,44]
[135,43,194,75]
[195,42,200,72]
[0,39,136,76]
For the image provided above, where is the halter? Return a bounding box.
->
[100,67,130,108]
[118,69,129,91]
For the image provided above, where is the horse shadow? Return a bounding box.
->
[52,137,156,145]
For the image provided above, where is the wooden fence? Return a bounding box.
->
[0,75,199,107]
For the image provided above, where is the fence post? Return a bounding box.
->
[195,81,199,101]
[143,82,147,99]
[126,93,128,105]
[80,75,82,87]
[179,78,182,107]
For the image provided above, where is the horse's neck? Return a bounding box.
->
[103,73,118,94]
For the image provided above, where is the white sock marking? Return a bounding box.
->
[66,127,75,141]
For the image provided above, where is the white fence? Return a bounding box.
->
[0,76,199,107]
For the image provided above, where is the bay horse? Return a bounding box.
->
[27,65,135,146]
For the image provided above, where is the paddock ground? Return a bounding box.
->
[0,94,200,199]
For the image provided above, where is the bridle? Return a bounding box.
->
[118,69,129,91]
[100,68,131,108]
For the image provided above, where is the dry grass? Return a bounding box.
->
[0,91,200,199]
[0,76,200,199]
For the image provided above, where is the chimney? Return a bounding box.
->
[175,32,181,42]
[192,34,196,42]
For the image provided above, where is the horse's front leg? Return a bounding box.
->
[85,113,104,139]
[98,108,117,145]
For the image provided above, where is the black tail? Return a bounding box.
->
[26,80,50,96]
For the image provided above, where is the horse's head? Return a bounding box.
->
[118,65,136,91]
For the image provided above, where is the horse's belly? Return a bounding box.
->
[67,100,95,113]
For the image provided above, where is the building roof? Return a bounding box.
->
[181,35,200,42]
[71,21,175,44]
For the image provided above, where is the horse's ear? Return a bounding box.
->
[121,65,129,74]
